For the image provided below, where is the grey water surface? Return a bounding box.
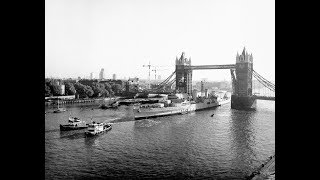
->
[45,100,274,179]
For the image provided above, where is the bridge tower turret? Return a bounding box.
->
[175,52,192,95]
[231,47,256,109]
[235,47,253,96]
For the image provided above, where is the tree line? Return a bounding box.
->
[45,79,125,98]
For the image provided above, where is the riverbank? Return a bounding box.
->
[45,97,120,106]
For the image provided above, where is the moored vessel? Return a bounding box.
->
[134,100,196,120]
[133,91,230,120]
[53,99,66,113]
[85,122,112,137]
[60,117,88,131]
[99,101,119,109]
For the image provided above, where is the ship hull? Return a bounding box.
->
[85,126,112,137]
[134,105,196,120]
[59,124,88,131]
[134,99,230,120]
[135,111,186,120]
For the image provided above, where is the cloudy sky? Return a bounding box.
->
[45,0,275,81]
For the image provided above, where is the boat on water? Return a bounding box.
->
[134,100,195,120]
[99,101,119,109]
[60,117,88,131]
[85,122,112,137]
[53,108,66,113]
[133,91,230,120]
[53,99,66,113]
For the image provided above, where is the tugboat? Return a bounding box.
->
[85,122,112,137]
[59,117,88,131]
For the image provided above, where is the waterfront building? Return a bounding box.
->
[59,84,65,95]
[90,72,94,79]
[113,74,116,80]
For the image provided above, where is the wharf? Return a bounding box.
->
[248,155,275,180]
[56,99,96,104]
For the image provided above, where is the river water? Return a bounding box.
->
[45,100,275,179]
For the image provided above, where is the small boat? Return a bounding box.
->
[85,122,112,137]
[53,99,66,113]
[53,108,66,113]
[60,117,88,131]
[99,102,118,109]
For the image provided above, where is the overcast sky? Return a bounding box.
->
[45,0,275,81]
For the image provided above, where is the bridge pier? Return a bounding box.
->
[231,95,256,110]
[231,47,255,110]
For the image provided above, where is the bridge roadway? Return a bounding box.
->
[253,96,275,101]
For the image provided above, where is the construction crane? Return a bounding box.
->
[153,67,170,81]
[143,61,153,89]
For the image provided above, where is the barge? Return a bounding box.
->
[60,117,88,131]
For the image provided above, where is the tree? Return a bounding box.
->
[84,85,94,98]
[74,83,88,98]
[47,81,61,96]
[45,83,52,97]
[112,84,122,95]
[65,82,76,95]
[103,82,114,96]
[89,82,104,97]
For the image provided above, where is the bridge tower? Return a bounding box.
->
[175,52,192,95]
[231,47,256,109]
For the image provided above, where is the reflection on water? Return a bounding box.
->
[45,101,274,179]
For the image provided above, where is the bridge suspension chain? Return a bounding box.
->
[253,74,275,92]
[252,71,275,89]
[252,70,275,89]
[158,71,176,86]
[167,77,176,87]
[156,71,176,90]
[252,71,275,91]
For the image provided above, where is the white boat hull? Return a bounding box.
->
[134,99,230,120]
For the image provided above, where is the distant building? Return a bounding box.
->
[113,74,116,80]
[158,75,161,80]
[59,84,65,95]
[90,72,94,79]
[99,68,105,79]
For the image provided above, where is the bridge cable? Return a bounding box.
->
[252,71,275,89]
[252,70,275,89]
[253,74,275,92]
[252,71,275,91]
[158,71,176,86]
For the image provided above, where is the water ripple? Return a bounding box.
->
[45,101,275,179]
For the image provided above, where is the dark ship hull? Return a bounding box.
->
[60,124,88,131]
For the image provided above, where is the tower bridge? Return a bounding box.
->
[156,47,275,110]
